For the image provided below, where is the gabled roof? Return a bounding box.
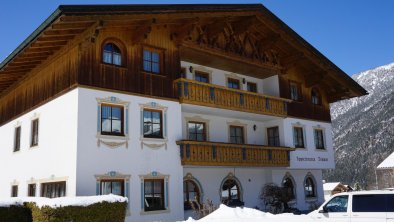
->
[377,152,394,169]
[0,4,367,99]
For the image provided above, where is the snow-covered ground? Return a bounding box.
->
[0,194,127,208]
[182,205,316,222]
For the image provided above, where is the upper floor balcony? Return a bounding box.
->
[174,78,289,117]
[176,140,294,167]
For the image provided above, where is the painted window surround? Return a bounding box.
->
[313,126,327,151]
[292,122,306,149]
[30,113,40,148]
[184,116,210,141]
[304,172,318,202]
[226,120,247,144]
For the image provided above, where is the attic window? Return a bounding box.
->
[103,43,122,66]
[311,88,321,105]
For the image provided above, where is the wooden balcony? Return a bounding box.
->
[174,78,289,117]
[176,140,294,167]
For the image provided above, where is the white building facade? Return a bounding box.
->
[0,4,367,222]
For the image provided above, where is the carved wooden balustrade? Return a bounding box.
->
[176,140,294,167]
[174,78,289,117]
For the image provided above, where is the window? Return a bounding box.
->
[28,184,36,197]
[100,180,124,196]
[143,48,162,74]
[247,82,257,93]
[144,179,165,211]
[282,176,295,200]
[143,109,163,138]
[14,126,21,152]
[221,179,242,206]
[227,78,240,89]
[101,104,124,136]
[31,119,39,147]
[230,126,244,144]
[304,176,316,198]
[195,71,209,83]
[267,127,280,146]
[103,43,122,66]
[324,195,348,212]
[188,122,206,141]
[311,88,321,105]
[41,181,66,198]
[353,195,386,212]
[11,185,18,197]
[314,129,325,150]
[289,81,301,101]
[180,67,187,78]
[183,180,201,210]
[293,127,305,148]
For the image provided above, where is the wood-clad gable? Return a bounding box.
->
[0,4,367,126]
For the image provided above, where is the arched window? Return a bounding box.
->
[221,177,243,206]
[102,43,122,66]
[304,174,316,198]
[282,174,296,200]
[183,180,201,210]
[311,88,321,105]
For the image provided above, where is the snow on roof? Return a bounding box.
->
[184,204,315,222]
[323,182,340,191]
[0,194,127,208]
[377,152,394,169]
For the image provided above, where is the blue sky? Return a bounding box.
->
[1,0,393,76]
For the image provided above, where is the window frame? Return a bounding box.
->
[142,46,164,75]
[289,81,302,101]
[100,104,125,136]
[227,78,241,90]
[293,126,305,148]
[30,118,39,147]
[314,129,325,150]
[311,88,322,105]
[194,71,210,83]
[143,109,163,139]
[28,183,36,197]
[40,181,66,198]
[100,179,125,196]
[188,121,206,141]
[304,174,317,199]
[246,82,257,93]
[229,125,245,144]
[267,126,280,147]
[183,179,202,210]
[11,185,18,197]
[282,173,296,201]
[102,42,123,66]
[144,179,165,212]
[14,126,21,152]
[220,174,243,207]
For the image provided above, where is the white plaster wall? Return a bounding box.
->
[181,61,280,97]
[282,118,335,169]
[75,87,184,222]
[184,167,324,218]
[0,89,79,198]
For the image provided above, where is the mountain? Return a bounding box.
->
[324,63,394,189]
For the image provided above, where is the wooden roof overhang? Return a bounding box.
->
[0,4,367,102]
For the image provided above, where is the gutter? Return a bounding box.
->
[0,7,63,70]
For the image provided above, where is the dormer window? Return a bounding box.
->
[311,88,321,105]
[103,43,122,66]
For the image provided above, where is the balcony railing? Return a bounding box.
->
[174,78,289,117]
[176,140,294,167]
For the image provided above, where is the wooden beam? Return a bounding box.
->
[30,41,68,48]
[51,22,95,30]
[43,29,83,36]
[130,24,152,44]
[27,46,61,52]
[7,61,42,67]
[37,35,75,42]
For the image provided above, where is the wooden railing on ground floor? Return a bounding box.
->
[176,140,294,167]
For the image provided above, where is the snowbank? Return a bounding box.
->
[0,194,127,208]
[183,204,315,222]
